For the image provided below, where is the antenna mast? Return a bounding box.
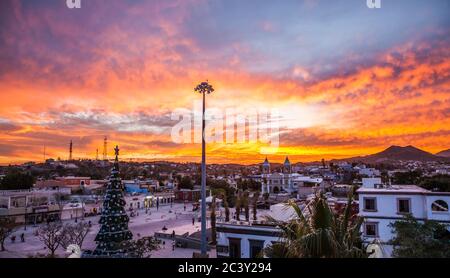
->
[102,136,108,160]
[69,140,73,161]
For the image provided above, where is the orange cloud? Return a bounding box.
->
[0,1,449,164]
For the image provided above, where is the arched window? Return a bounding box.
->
[431,200,449,212]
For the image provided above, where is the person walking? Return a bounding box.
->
[192,217,195,226]
[20,233,25,242]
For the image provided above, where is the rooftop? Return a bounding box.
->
[58,176,90,180]
[357,185,450,195]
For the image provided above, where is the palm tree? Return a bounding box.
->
[243,191,250,222]
[235,191,242,221]
[213,188,230,222]
[210,196,217,245]
[222,192,230,222]
[252,191,260,221]
[264,189,366,258]
[224,205,230,221]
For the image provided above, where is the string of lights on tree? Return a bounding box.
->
[90,145,133,257]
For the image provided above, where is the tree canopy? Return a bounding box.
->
[0,169,34,190]
[178,176,194,190]
[419,174,450,192]
[389,215,450,258]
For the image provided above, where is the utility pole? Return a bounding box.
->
[103,136,108,160]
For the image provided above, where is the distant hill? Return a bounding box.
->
[436,149,450,158]
[334,145,447,163]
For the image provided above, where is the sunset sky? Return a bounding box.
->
[0,0,449,165]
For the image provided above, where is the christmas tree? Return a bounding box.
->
[93,145,133,257]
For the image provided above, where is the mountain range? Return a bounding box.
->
[332,145,450,163]
[436,149,450,158]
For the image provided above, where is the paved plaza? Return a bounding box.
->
[0,202,216,258]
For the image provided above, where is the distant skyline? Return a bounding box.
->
[0,0,449,165]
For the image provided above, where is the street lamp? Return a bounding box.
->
[194,81,214,256]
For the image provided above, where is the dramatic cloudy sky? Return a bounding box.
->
[0,0,449,164]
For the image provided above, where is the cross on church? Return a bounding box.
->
[114,145,120,157]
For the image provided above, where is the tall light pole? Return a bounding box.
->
[195,81,214,255]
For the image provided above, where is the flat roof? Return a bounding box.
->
[357,185,450,196]
[58,176,91,179]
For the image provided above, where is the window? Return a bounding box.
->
[364,222,378,237]
[363,197,377,211]
[397,199,411,214]
[249,240,265,258]
[228,238,241,258]
[431,200,449,212]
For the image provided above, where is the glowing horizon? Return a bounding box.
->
[0,0,449,165]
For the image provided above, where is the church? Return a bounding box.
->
[254,157,323,195]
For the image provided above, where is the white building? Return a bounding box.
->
[362,177,383,188]
[357,178,450,257]
[61,201,84,220]
[216,223,281,258]
[216,203,297,258]
[259,157,294,194]
[255,157,323,195]
[358,167,380,177]
[0,189,69,224]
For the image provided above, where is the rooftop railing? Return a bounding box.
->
[0,188,71,196]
